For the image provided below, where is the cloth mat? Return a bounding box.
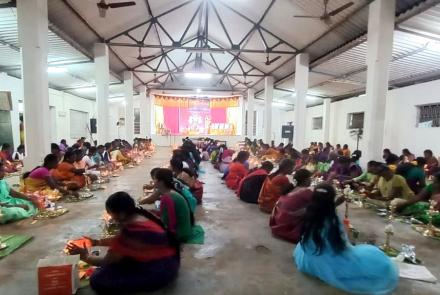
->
[0,234,33,259]
[186,225,205,245]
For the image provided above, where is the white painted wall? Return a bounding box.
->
[292,79,440,159]
[0,73,96,147]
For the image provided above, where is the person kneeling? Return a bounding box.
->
[66,192,180,294]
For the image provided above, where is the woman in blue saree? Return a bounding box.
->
[294,183,398,295]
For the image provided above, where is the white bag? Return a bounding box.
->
[37,255,80,295]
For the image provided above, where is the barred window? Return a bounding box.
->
[418,103,440,127]
[312,117,323,130]
[253,110,257,136]
[347,112,364,129]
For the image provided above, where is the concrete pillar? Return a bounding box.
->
[146,93,152,137]
[17,0,50,170]
[139,86,148,137]
[94,43,110,144]
[363,0,395,161]
[264,76,274,143]
[123,71,134,143]
[322,98,331,143]
[294,53,309,150]
[247,88,255,139]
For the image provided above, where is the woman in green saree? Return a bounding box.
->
[0,162,38,224]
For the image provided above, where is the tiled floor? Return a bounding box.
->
[0,147,439,294]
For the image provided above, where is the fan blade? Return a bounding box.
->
[328,2,354,17]
[269,56,282,64]
[108,1,136,8]
[141,55,156,59]
[293,15,321,19]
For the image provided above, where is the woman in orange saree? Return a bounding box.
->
[225,151,250,191]
[258,159,295,213]
[51,150,86,190]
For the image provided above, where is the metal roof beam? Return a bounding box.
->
[106,0,196,42]
[217,0,298,51]
[107,42,296,55]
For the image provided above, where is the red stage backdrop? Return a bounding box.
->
[154,95,240,136]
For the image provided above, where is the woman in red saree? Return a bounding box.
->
[66,192,180,294]
[237,161,274,203]
[51,150,86,189]
[270,169,313,243]
[225,151,250,191]
[258,159,295,213]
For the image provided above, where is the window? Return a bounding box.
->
[134,108,140,134]
[347,112,364,129]
[312,116,323,130]
[69,110,89,139]
[418,103,440,127]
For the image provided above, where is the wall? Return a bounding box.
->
[0,73,96,147]
[298,79,440,158]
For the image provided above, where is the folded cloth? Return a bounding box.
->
[0,234,33,259]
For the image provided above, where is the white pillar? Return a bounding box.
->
[247,88,255,139]
[264,76,274,143]
[322,98,331,143]
[363,0,395,162]
[139,86,148,137]
[123,71,134,143]
[146,93,152,137]
[294,53,309,150]
[94,43,110,144]
[17,0,50,170]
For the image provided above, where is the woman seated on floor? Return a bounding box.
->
[110,142,131,166]
[258,159,295,213]
[343,160,380,191]
[170,158,203,204]
[237,161,274,204]
[0,162,38,224]
[217,145,234,173]
[270,169,313,243]
[424,149,439,176]
[327,156,362,183]
[67,191,180,294]
[396,157,426,194]
[225,151,250,191]
[22,154,74,198]
[394,171,440,213]
[368,164,414,202]
[294,183,398,294]
[140,168,197,213]
[151,168,195,242]
[51,150,86,190]
[0,143,18,173]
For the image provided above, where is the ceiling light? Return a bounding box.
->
[47,67,68,73]
[196,88,202,93]
[185,73,213,79]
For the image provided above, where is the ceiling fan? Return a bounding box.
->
[148,73,162,87]
[129,47,156,61]
[97,0,136,18]
[263,53,282,66]
[293,0,354,24]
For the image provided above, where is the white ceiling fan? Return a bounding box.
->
[293,0,354,25]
